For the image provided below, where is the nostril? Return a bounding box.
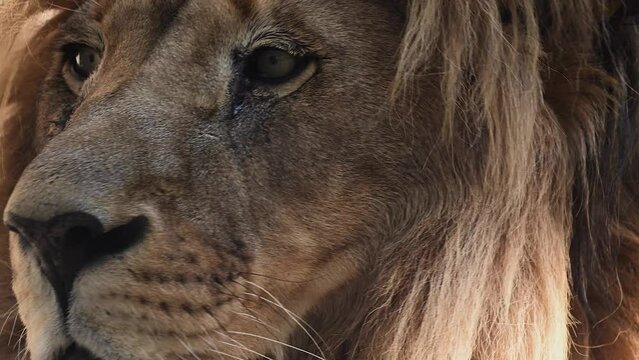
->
[66,226,94,244]
[59,226,93,258]
[57,343,101,360]
[48,212,104,250]
[88,216,148,259]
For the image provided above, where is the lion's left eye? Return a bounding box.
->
[246,48,310,85]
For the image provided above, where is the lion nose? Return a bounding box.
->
[4,211,148,314]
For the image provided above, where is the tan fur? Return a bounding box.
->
[1,1,638,359]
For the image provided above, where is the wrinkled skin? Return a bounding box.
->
[4,1,415,359]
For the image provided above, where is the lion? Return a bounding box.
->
[0,0,638,359]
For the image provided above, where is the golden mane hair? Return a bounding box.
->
[1,1,638,359]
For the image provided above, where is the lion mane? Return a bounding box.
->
[1,1,638,359]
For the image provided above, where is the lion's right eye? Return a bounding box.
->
[65,45,102,82]
[245,48,312,85]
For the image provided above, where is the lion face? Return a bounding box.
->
[4,1,407,359]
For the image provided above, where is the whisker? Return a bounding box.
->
[178,338,203,360]
[48,3,83,13]
[19,345,29,360]
[199,332,222,355]
[242,280,328,359]
[14,327,27,351]
[215,282,282,341]
[233,278,328,350]
[232,311,281,334]
[219,340,274,360]
[199,311,257,360]
[7,309,20,347]
[207,348,244,360]
[0,303,18,322]
[15,327,28,360]
[246,293,329,354]
[238,272,320,284]
[0,259,11,270]
[216,330,275,360]
[17,328,29,360]
[228,331,326,360]
[0,306,18,338]
[199,336,244,360]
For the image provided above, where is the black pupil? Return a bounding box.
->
[72,48,99,79]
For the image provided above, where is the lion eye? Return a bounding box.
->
[67,45,102,81]
[246,48,309,84]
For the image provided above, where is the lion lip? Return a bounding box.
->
[56,343,102,360]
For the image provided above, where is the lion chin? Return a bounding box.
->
[1,0,639,360]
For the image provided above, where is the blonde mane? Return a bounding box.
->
[374,1,639,359]
[1,1,638,359]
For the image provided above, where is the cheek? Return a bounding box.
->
[248,204,370,314]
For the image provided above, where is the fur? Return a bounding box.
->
[0,1,638,359]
